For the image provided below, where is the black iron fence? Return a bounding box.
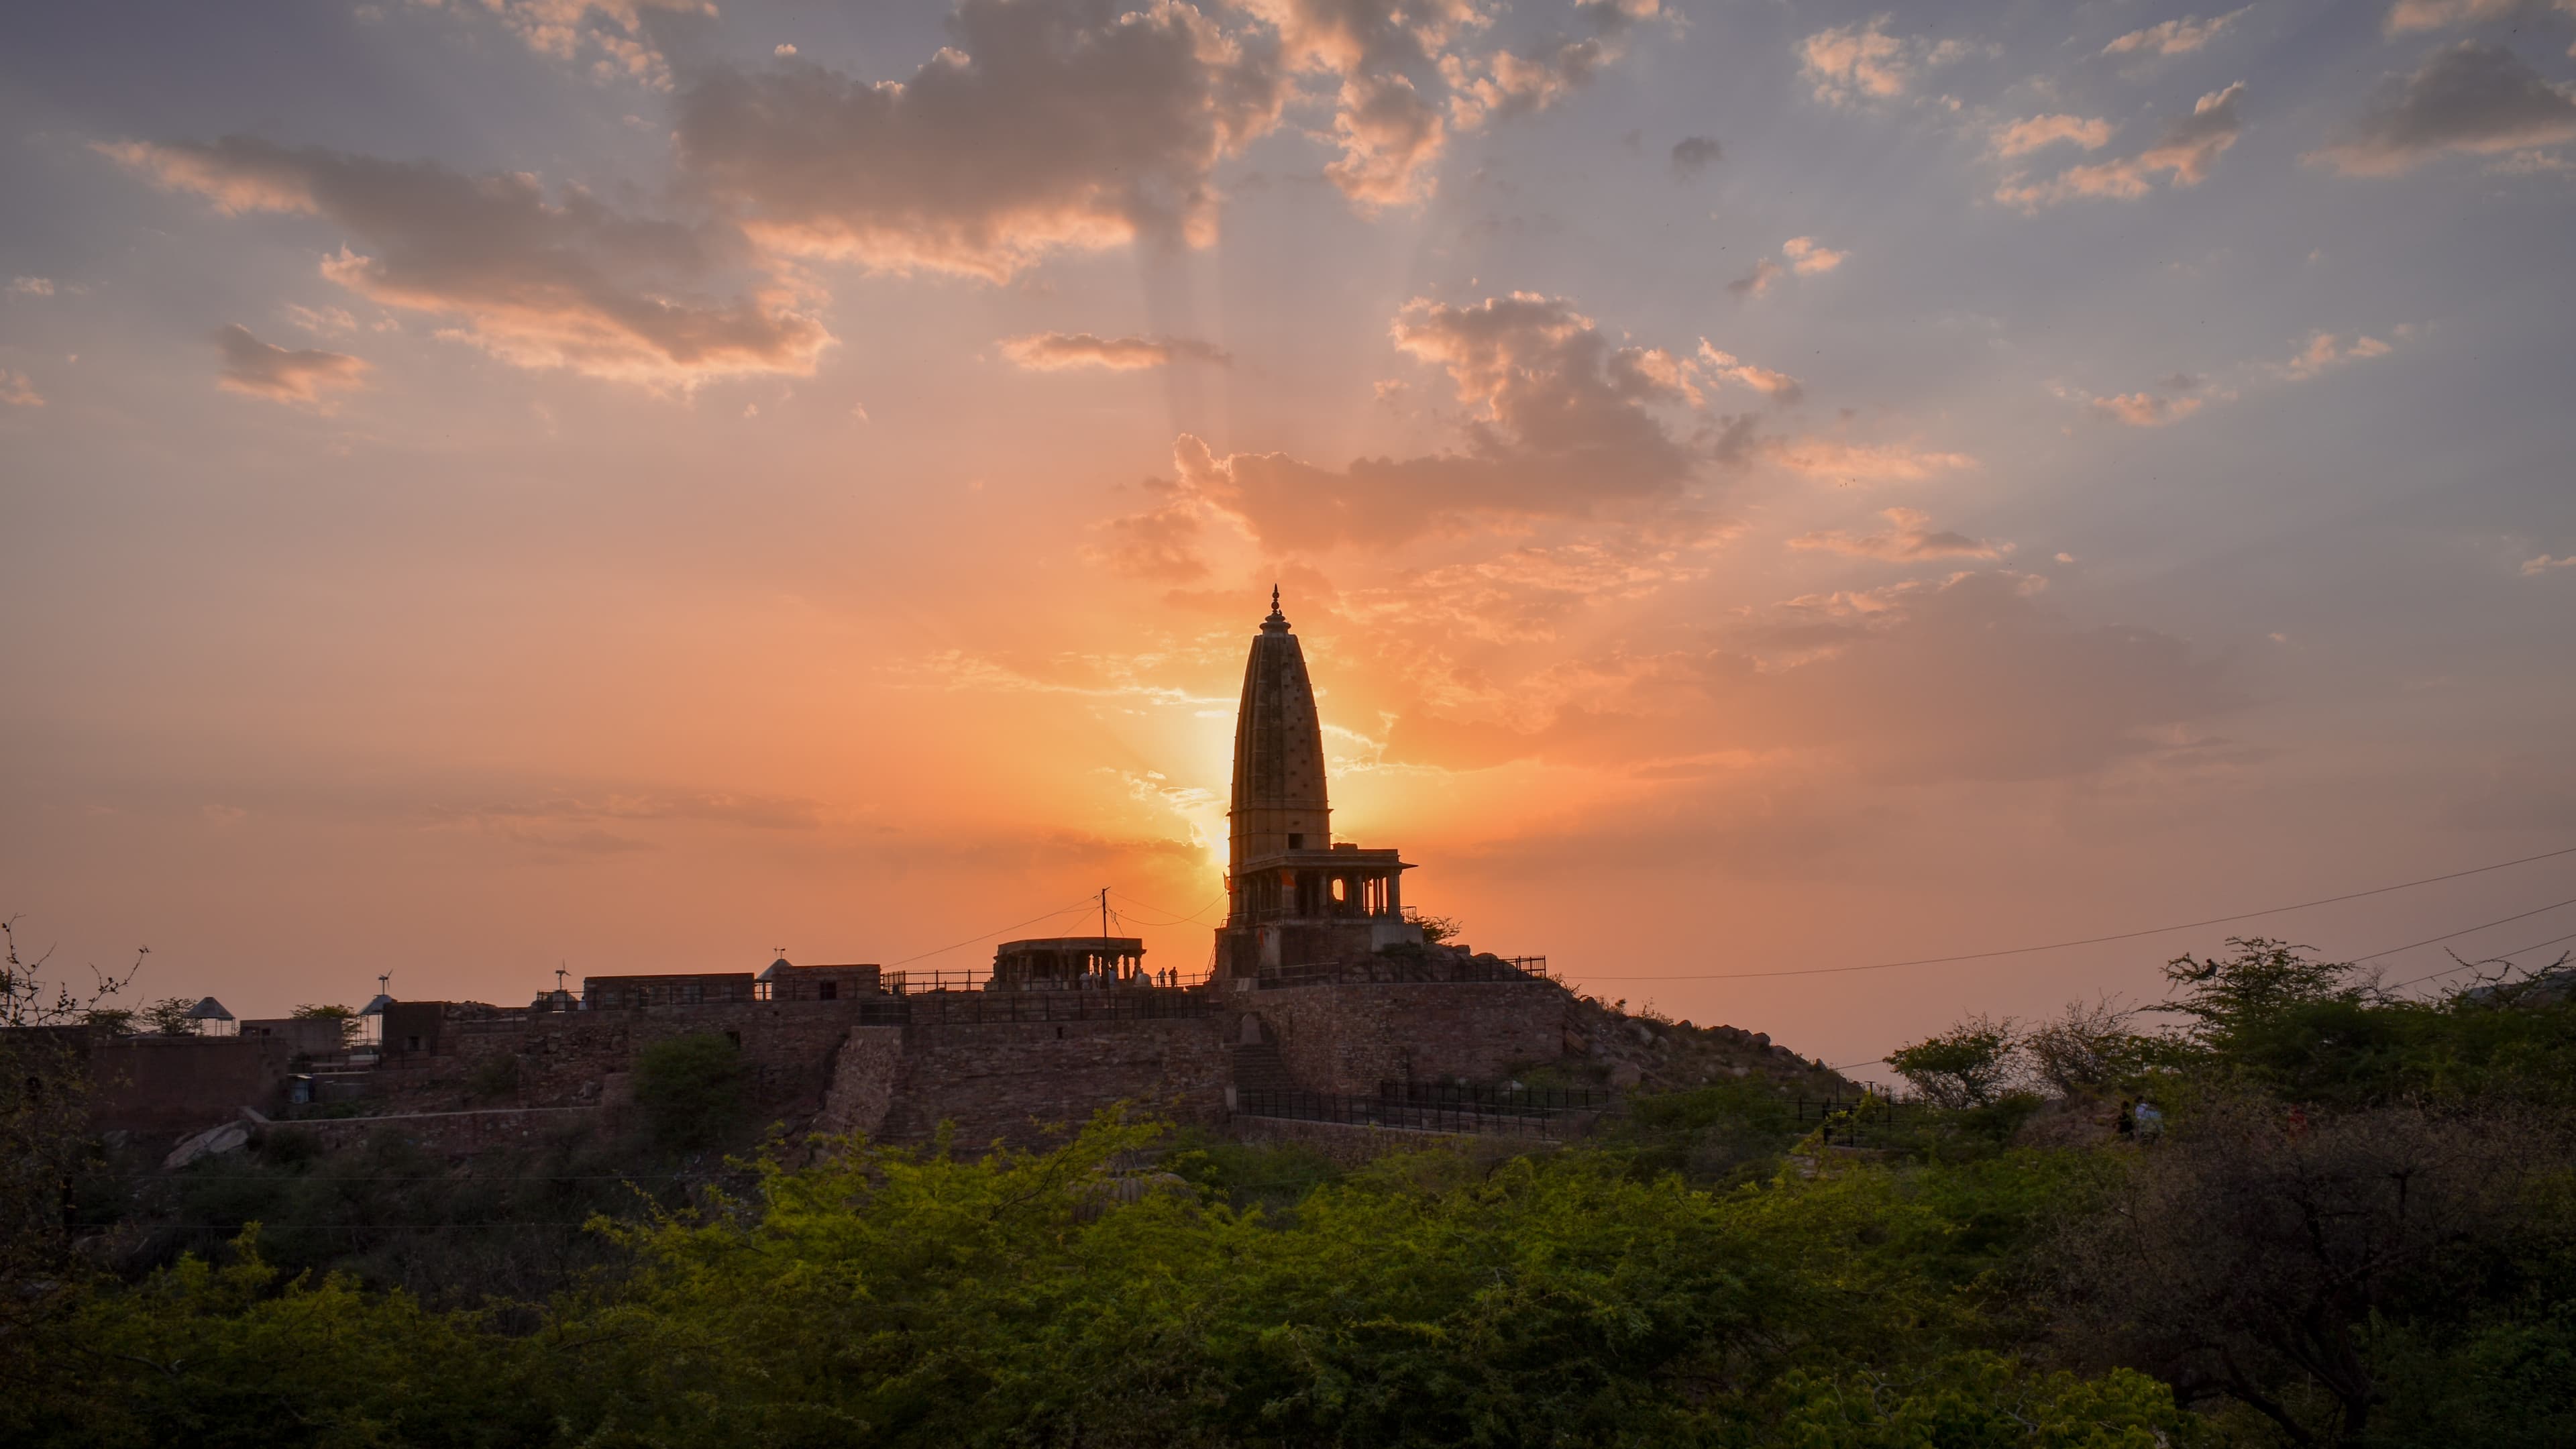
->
[1234,1088,1599,1138]
[898,989,1216,1026]
[1792,1094,1923,1149]
[1256,955,1555,989]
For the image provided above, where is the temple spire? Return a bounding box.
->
[1263,584,1287,631]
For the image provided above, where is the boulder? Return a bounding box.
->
[162,1120,250,1171]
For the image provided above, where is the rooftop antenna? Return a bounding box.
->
[555,961,568,992]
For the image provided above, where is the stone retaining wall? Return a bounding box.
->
[1236,979,1570,1094]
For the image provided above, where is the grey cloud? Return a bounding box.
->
[111,138,828,388]
[2312,43,2576,175]
[674,0,1287,278]
[1112,292,1704,557]
[1787,508,2009,561]
[1668,135,1723,178]
[213,323,369,404]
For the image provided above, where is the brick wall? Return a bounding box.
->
[413,1001,898,1120]
[87,1034,299,1132]
[275,1105,608,1156]
[1238,980,1570,1093]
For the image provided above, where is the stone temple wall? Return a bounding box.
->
[822,1015,1231,1150]
[1239,980,1572,1094]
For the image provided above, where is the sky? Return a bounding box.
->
[3,0,2573,1072]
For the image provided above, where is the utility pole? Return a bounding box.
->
[1099,886,1110,939]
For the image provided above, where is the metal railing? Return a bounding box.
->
[1234,1087,1601,1138]
[1256,955,1554,989]
[885,966,1212,996]
[1792,1094,1923,1149]
[899,989,1216,1026]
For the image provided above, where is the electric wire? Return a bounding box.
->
[1576,842,2576,983]
[879,896,1102,969]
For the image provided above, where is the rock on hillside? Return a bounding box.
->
[1560,994,1858,1095]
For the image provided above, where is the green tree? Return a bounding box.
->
[1888,1014,2025,1108]
[289,1002,362,1047]
[631,1031,745,1148]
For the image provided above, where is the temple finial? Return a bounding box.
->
[1261,584,1289,633]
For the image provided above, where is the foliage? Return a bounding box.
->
[290,1002,363,1047]
[1889,1014,2026,1108]
[632,1031,745,1148]
[139,997,199,1036]
[2023,998,2161,1095]
[1408,911,1463,945]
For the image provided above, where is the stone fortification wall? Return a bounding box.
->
[821,1015,1230,1150]
[277,1105,608,1155]
[87,1034,299,1132]
[1242,980,1570,1094]
[407,1001,893,1119]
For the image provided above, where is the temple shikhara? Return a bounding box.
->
[48,592,1839,1160]
[1216,588,1421,980]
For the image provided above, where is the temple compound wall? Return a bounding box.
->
[817,1015,1230,1148]
[1241,980,1571,1095]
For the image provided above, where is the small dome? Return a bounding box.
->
[185,996,234,1021]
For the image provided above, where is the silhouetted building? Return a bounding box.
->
[1214,590,1421,979]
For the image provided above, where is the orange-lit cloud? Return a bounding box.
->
[2102,8,2249,58]
[8,276,54,297]
[1761,435,1975,484]
[1992,113,2112,158]
[2091,391,2204,427]
[1783,235,1847,275]
[105,138,831,388]
[410,0,717,89]
[2309,44,2576,176]
[1381,571,2236,784]
[2523,552,2576,575]
[213,323,370,405]
[1996,83,2245,209]
[2279,329,2399,380]
[2385,0,2576,44]
[1789,507,2010,560]
[1799,18,1970,106]
[1000,331,1231,370]
[1695,341,1803,402]
[1,370,44,407]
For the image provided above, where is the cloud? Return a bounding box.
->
[2524,553,2576,575]
[1799,19,1970,106]
[773,43,797,57]
[2094,392,2204,426]
[2101,8,2250,58]
[2309,43,2576,175]
[1782,235,1847,275]
[2386,0,2576,48]
[1087,482,1210,579]
[1695,341,1803,402]
[413,0,717,89]
[1992,113,2112,158]
[1,370,43,407]
[2278,329,2398,380]
[1000,331,1232,370]
[1385,570,2239,784]
[1727,256,1784,298]
[676,0,1289,278]
[1668,135,1723,178]
[1788,506,2008,560]
[1110,291,1704,556]
[1996,82,2245,209]
[105,136,830,388]
[213,323,371,404]
[7,276,54,297]
[1761,436,1976,484]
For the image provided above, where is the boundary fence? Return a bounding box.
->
[1234,1087,1600,1138]
[1792,1093,1925,1149]
[1256,956,1556,989]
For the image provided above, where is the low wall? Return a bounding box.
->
[274,1105,609,1155]
[1228,1114,1564,1166]
[1241,980,1570,1095]
[415,1000,896,1119]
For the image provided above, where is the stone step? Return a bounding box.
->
[1228,1040,1297,1094]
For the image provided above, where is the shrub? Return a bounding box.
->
[632,1032,744,1148]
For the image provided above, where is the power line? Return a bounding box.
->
[2385,927,2576,994]
[881,896,1102,969]
[2353,896,2576,964]
[1108,890,1222,926]
[1578,842,2576,983]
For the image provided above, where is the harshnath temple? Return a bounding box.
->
[66,594,1836,1158]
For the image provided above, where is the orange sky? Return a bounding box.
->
[4,0,2575,1071]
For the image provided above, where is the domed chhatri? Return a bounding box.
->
[1216,590,1420,979]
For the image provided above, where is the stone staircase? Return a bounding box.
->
[1228,1040,1297,1095]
